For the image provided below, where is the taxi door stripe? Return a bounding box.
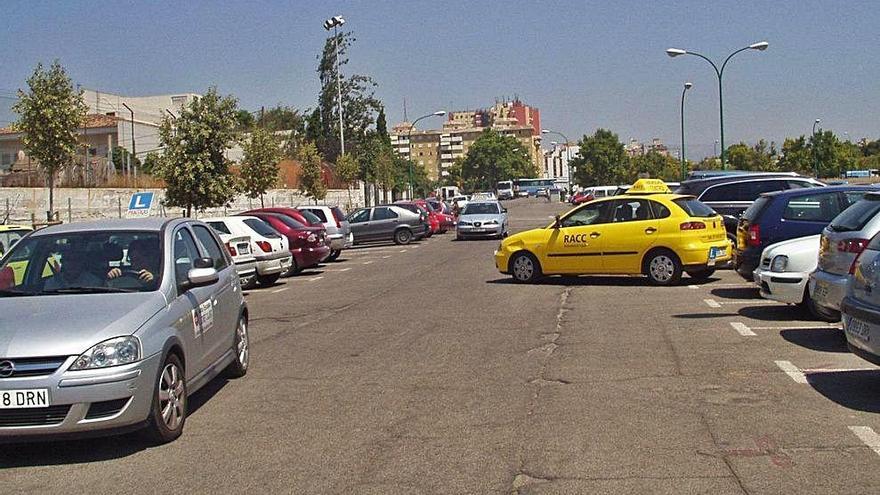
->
[547,252,602,257]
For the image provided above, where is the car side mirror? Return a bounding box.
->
[186,263,219,289]
[553,215,561,229]
[502,208,508,213]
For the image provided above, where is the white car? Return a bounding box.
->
[204,216,292,287]
[753,234,821,308]
[470,191,497,201]
[450,195,469,210]
[212,233,258,289]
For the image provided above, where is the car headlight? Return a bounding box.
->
[69,336,141,370]
[770,255,788,272]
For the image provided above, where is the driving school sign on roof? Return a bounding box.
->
[127,192,154,218]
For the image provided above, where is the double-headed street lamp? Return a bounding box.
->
[812,118,821,178]
[323,15,346,156]
[408,110,446,198]
[680,82,693,180]
[666,41,769,169]
[541,129,571,194]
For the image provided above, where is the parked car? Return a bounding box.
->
[393,202,434,237]
[0,225,31,258]
[734,186,876,280]
[0,218,249,443]
[569,191,594,205]
[242,211,330,274]
[675,173,824,245]
[426,199,456,230]
[841,231,880,365]
[753,234,821,311]
[296,205,353,261]
[203,216,291,286]
[348,205,427,245]
[241,207,322,229]
[809,193,880,321]
[456,201,508,240]
[450,195,469,210]
[213,232,258,290]
[471,192,497,201]
[414,199,447,234]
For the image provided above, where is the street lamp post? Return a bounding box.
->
[323,15,346,156]
[666,41,769,169]
[541,129,571,196]
[812,118,821,178]
[407,111,446,198]
[680,82,693,180]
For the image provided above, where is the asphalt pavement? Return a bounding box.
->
[3,198,880,494]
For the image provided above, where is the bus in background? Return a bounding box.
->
[496,180,514,200]
[514,178,557,197]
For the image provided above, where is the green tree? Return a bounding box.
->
[726,140,777,172]
[302,108,325,156]
[376,106,389,144]
[111,146,141,172]
[261,105,304,132]
[240,128,282,207]
[298,142,327,202]
[153,87,240,217]
[570,129,630,186]
[630,151,680,181]
[234,109,255,130]
[141,152,159,175]
[811,130,858,178]
[460,129,535,190]
[12,61,87,218]
[317,31,382,161]
[334,153,360,208]
[443,157,464,188]
[777,136,812,175]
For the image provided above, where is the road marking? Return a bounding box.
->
[715,300,781,305]
[751,324,841,330]
[774,360,808,384]
[730,321,756,336]
[849,426,880,457]
[802,367,877,374]
[321,267,351,272]
[704,299,721,308]
[308,276,324,282]
[382,255,391,259]
[363,261,374,265]
[689,285,700,289]
[271,287,289,294]
[399,249,408,253]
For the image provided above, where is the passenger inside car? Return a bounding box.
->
[44,247,103,290]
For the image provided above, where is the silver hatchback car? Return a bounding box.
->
[0,218,249,443]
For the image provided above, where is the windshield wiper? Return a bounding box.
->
[42,286,136,294]
[0,288,38,297]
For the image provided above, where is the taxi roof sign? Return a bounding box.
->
[625,179,671,195]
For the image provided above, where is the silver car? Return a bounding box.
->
[348,205,426,245]
[298,205,353,261]
[841,233,880,366]
[0,218,249,443]
[810,193,880,321]
[456,201,508,240]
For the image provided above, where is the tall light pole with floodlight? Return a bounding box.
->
[812,118,821,178]
[323,15,346,156]
[666,41,769,169]
[680,82,693,180]
[407,110,446,198]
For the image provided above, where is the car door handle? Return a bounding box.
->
[590,232,601,238]
[645,227,657,234]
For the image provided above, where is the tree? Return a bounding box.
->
[298,142,327,202]
[777,136,812,175]
[141,152,160,175]
[111,146,141,172]
[630,152,680,181]
[725,140,777,172]
[569,129,630,186]
[334,153,360,208]
[153,87,240,217]
[460,129,535,190]
[240,128,282,208]
[376,106,389,144]
[234,109,255,130]
[317,30,382,161]
[302,108,325,156]
[261,105,305,133]
[12,61,87,219]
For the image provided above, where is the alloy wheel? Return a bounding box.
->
[649,255,675,283]
[158,362,185,431]
[513,255,534,281]
[237,318,250,369]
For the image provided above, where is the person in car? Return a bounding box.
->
[108,239,159,286]
[44,248,103,290]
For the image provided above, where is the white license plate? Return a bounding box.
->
[845,316,873,343]
[813,279,830,300]
[1,389,50,409]
[709,247,725,259]
[472,228,485,233]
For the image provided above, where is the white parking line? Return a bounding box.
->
[751,324,841,331]
[320,267,351,272]
[399,249,408,253]
[849,426,880,457]
[689,285,700,289]
[774,360,808,384]
[382,255,391,259]
[308,276,324,282]
[730,322,756,336]
[363,261,374,265]
[271,287,289,294]
[802,366,877,374]
[704,299,721,308]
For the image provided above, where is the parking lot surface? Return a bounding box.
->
[4,198,880,494]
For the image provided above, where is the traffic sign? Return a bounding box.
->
[128,192,154,217]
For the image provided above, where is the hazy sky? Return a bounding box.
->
[2,0,878,159]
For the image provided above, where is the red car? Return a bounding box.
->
[426,199,456,230]
[244,206,323,227]
[395,201,438,236]
[569,191,594,205]
[413,199,447,234]
[241,210,330,274]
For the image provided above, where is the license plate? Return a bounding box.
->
[472,228,485,233]
[1,389,50,409]
[845,316,873,343]
[709,247,725,260]
[813,279,830,300]
[280,258,291,268]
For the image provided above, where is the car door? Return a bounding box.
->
[348,208,372,242]
[777,191,845,243]
[170,226,216,375]
[543,200,612,274]
[191,224,239,365]
[600,199,660,273]
[371,207,399,241]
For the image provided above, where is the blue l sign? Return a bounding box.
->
[128,192,154,217]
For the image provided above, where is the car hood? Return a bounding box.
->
[460,214,504,223]
[764,234,822,257]
[0,292,166,358]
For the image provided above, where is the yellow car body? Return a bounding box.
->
[494,179,732,284]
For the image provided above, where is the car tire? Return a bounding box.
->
[807,297,841,322]
[257,273,280,286]
[241,276,258,290]
[510,251,541,283]
[143,352,187,444]
[224,315,249,378]
[394,228,413,245]
[644,249,683,286]
[686,268,715,280]
[327,249,341,262]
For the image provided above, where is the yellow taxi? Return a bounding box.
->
[494,179,732,285]
[0,224,34,286]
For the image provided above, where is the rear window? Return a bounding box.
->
[303,208,327,223]
[742,196,771,221]
[867,231,880,251]
[673,198,716,218]
[207,221,231,235]
[299,210,323,225]
[829,197,880,233]
[243,218,280,238]
[272,215,305,229]
[782,192,842,222]
[331,207,346,221]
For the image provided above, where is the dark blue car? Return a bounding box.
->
[734,185,880,280]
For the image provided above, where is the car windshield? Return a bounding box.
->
[829,197,880,232]
[0,230,162,296]
[462,203,500,215]
[673,198,716,217]
[0,229,30,258]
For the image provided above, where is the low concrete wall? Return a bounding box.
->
[0,186,368,224]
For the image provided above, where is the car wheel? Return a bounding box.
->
[282,257,300,277]
[144,353,186,444]
[257,273,280,286]
[807,297,841,322]
[645,249,683,286]
[327,249,341,262]
[224,316,249,378]
[241,276,258,290]
[394,229,413,245]
[686,268,715,280]
[510,252,541,283]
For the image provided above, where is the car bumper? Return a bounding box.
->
[255,253,292,275]
[678,241,733,268]
[234,259,257,287]
[327,234,350,251]
[0,352,163,440]
[734,249,761,280]
[753,266,808,304]
[458,225,504,237]
[292,245,331,268]
[842,296,880,365]
[809,269,848,311]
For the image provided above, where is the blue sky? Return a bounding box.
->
[1,0,878,159]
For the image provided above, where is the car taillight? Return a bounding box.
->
[331,209,342,228]
[226,242,237,257]
[256,241,272,253]
[838,238,869,253]
[851,249,868,275]
[747,224,761,247]
[680,221,706,230]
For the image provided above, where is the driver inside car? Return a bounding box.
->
[44,248,104,290]
[107,239,159,288]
